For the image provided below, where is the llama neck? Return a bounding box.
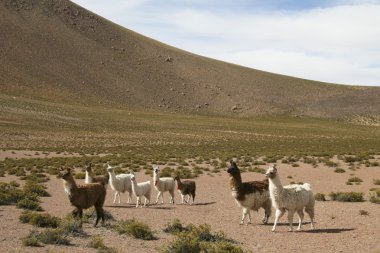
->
[85,171,92,183]
[153,174,160,186]
[108,171,116,182]
[176,178,183,189]
[64,178,78,196]
[269,175,284,192]
[229,173,242,190]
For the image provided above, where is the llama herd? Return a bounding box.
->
[61,161,315,232]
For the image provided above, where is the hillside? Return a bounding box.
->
[1,0,380,118]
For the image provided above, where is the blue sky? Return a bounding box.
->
[72,0,380,86]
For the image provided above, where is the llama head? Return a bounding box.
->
[130,174,136,181]
[61,167,73,181]
[86,163,92,172]
[153,165,160,175]
[106,164,113,173]
[227,160,240,176]
[265,164,278,179]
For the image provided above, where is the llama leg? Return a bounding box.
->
[161,192,164,204]
[136,197,140,208]
[296,209,304,231]
[192,192,195,205]
[127,190,132,204]
[170,190,175,204]
[272,208,285,232]
[94,206,103,227]
[155,192,161,204]
[288,210,295,232]
[305,206,315,229]
[247,210,252,225]
[181,194,185,204]
[240,208,249,225]
[113,192,118,204]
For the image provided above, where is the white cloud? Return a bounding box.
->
[72,1,380,86]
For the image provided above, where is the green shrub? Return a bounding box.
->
[59,216,85,236]
[74,172,86,179]
[87,236,118,253]
[23,181,50,197]
[160,167,175,177]
[329,192,364,202]
[163,219,188,235]
[38,229,70,245]
[334,168,345,173]
[369,189,380,204]
[346,177,363,185]
[16,198,43,211]
[115,219,156,240]
[22,229,70,246]
[21,230,41,247]
[0,182,26,205]
[160,223,246,253]
[19,211,60,228]
[314,193,326,201]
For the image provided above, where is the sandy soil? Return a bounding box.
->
[0,162,379,253]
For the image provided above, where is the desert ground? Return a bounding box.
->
[0,152,379,253]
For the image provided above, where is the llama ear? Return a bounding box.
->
[230,160,237,168]
[66,168,71,174]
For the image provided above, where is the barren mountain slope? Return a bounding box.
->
[1,0,379,118]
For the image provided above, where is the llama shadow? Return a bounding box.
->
[149,206,175,210]
[192,201,217,206]
[302,228,355,234]
[105,205,136,209]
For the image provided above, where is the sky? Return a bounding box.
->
[72,0,380,86]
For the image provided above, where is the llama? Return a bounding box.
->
[265,164,315,232]
[85,163,109,187]
[153,166,175,204]
[227,161,272,225]
[107,165,133,204]
[173,175,196,204]
[130,174,151,208]
[61,167,106,227]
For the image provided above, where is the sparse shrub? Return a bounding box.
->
[88,236,118,253]
[346,176,363,185]
[334,168,345,173]
[163,219,188,235]
[324,160,338,167]
[314,193,326,201]
[21,230,41,247]
[160,167,175,177]
[37,228,70,245]
[115,219,156,240]
[370,161,379,167]
[74,172,86,179]
[160,223,245,253]
[329,192,364,202]
[369,189,380,204]
[291,163,300,167]
[59,216,84,236]
[0,182,26,205]
[16,198,43,211]
[359,210,369,215]
[24,181,50,197]
[176,166,194,179]
[19,211,60,228]
[373,179,380,185]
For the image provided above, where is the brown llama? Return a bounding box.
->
[173,175,196,204]
[227,161,272,225]
[61,168,106,226]
[85,163,109,187]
